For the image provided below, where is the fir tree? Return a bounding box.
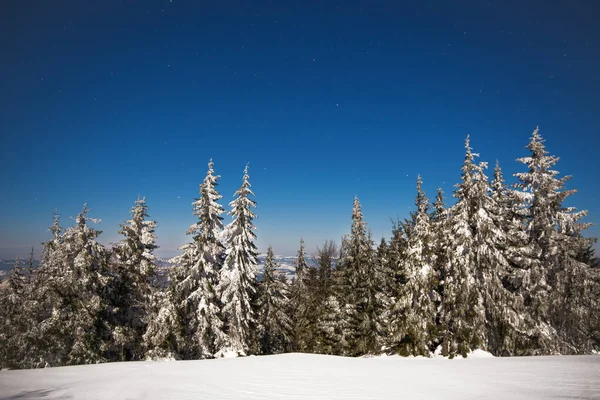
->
[0,256,37,369]
[314,240,345,355]
[183,159,228,358]
[471,160,522,356]
[389,176,436,356]
[429,187,448,350]
[37,205,112,366]
[514,128,596,353]
[289,239,310,351]
[218,164,259,356]
[338,197,382,355]
[142,278,186,360]
[256,246,292,354]
[112,196,158,361]
[440,136,486,357]
[149,159,228,359]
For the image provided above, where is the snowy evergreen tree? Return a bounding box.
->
[337,197,383,355]
[111,197,158,361]
[514,128,597,353]
[429,187,448,349]
[36,205,112,366]
[256,246,292,354]
[218,164,259,356]
[296,265,322,353]
[373,237,393,348]
[147,160,228,359]
[439,137,486,357]
[0,254,39,369]
[316,290,347,355]
[180,159,228,358]
[389,176,436,356]
[314,240,346,355]
[143,277,186,360]
[289,239,311,351]
[294,239,309,286]
[471,160,524,356]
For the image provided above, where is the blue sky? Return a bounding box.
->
[1,0,599,258]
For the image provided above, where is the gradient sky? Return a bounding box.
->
[1,0,599,259]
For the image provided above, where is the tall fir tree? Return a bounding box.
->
[149,159,228,359]
[256,246,292,354]
[314,240,346,355]
[513,128,596,353]
[470,160,522,356]
[337,197,382,355]
[218,164,259,356]
[0,254,39,369]
[429,187,448,350]
[389,176,436,356]
[439,136,486,357]
[37,205,112,366]
[289,239,311,351]
[112,196,158,361]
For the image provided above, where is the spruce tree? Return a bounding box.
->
[148,159,228,359]
[184,159,228,358]
[338,197,382,355]
[0,256,37,369]
[143,260,186,360]
[390,176,436,356]
[218,164,259,356]
[471,160,522,356]
[143,276,187,360]
[440,137,486,357]
[112,196,158,361]
[37,205,112,365]
[514,128,596,353]
[314,240,345,355]
[256,246,292,354]
[289,239,310,351]
[429,187,448,350]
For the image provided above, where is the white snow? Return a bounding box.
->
[1,353,598,399]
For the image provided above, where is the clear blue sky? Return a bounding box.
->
[1,0,599,259]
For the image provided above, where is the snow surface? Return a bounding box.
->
[1,353,599,399]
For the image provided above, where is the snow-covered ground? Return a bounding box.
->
[1,353,598,399]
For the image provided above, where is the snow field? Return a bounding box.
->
[1,353,599,400]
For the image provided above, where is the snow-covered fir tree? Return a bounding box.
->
[0,253,39,369]
[314,240,346,355]
[439,137,486,357]
[256,246,292,354]
[429,187,448,349]
[289,239,311,351]
[147,159,228,359]
[470,160,523,356]
[389,175,436,356]
[37,205,112,366]
[337,197,383,355]
[513,128,597,353]
[316,290,347,355]
[143,275,186,360]
[218,164,259,356]
[297,265,322,353]
[112,196,158,361]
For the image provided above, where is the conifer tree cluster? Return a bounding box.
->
[1,129,598,369]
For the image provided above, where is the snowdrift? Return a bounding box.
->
[0,353,598,399]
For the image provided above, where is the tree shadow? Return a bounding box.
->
[0,389,71,399]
